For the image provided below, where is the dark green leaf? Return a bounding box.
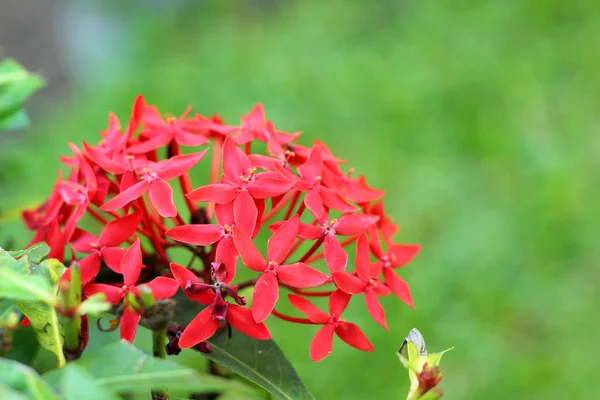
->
[0,358,60,399]
[43,341,235,396]
[7,325,40,366]
[205,330,315,400]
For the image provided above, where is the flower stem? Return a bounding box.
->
[151,328,169,400]
[60,263,83,361]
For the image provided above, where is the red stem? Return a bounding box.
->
[292,289,334,297]
[170,141,198,214]
[207,138,223,220]
[297,236,324,264]
[261,191,295,223]
[283,191,301,220]
[305,235,359,264]
[271,309,318,324]
[136,196,168,261]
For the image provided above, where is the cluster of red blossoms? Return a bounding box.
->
[22,96,420,361]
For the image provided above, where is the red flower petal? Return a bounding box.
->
[158,150,208,181]
[267,215,299,264]
[297,146,322,181]
[298,223,324,240]
[174,129,209,147]
[329,289,351,317]
[354,234,371,281]
[310,323,335,362]
[186,183,238,204]
[100,247,126,273]
[120,308,141,343]
[335,214,379,236]
[252,271,279,323]
[365,290,388,330]
[143,277,179,299]
[84,284,123,305]
[149,178,177,218]
[99,212,142,247]
[304,189,324,219]
[169,263,215,305]
[234,191,258,236]
[288,294,330,323]
[215,236,238,284]
[79,254,101,286]
[277,263,328,288]
[127,134,172,154]
[246,175,295,199]
[383,268,414,308]
[335,322,374,352]
[227,305,271,340]
[221,137,245,184]
[166,224,223,246]
[388,244,421,268]
[332,272,365,294]
[214,202,235,226]
[320,187,356,213]
[179,308,219,348]
[232,226,266,272]
[121,238,143,287]
[101,180,150,211]
[323,235,347,273]
[70,230,98,253]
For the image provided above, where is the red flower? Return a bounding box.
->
[127,104,209,154]
[170,263,270,347]
[289,290,374,362]
[232,103,300,146]
[166,202,238,282]
[101,151,207,217]
[233,215,329,323]
[186,137,293,235]
[70,212,142,285]
[332,234,391,329]
[369,230,419,308]
[270,210,379,273]
[275,145,356,218]
[84,239,179,341]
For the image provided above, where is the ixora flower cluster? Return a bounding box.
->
[22,96,420,361]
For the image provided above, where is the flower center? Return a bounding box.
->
[141,168,158,182]
[323,218,338,235]
[266,260,279,273]
[222,224,233,236]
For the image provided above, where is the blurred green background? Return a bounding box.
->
[1,0,599,398]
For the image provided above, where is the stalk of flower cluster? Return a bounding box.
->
[139,286,170,400]
[59,263,83,361]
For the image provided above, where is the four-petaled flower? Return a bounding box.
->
[289,290,374,362]
[332,234,392,329]
[233,215,329,322]
[101,151,208,217]
[84,239,179,341]
[170,263,271,347]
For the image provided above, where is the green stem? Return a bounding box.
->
[61,263,82,361]
[151,329,169,400]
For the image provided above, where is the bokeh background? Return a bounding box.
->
[1,1,599,398]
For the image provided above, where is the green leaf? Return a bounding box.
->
[205,329,315,400]
[7,244,50,264]
[0,384,30,400]
[43,341,234,396]
[0,358,60,400]
[7,325,40,366]
[173,291,313,400]
[3,257,67,368]
[78,293,111,316]
[58,365,121,400]
[0,246,17,267]
[0,265,56,303]
[0,109,29,130]
[0,58,45,114]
